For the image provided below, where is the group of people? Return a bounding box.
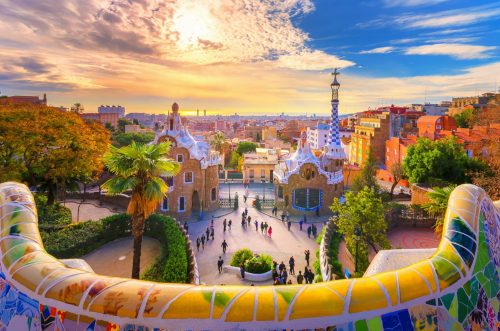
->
[271,253,315,285]
[306,224,318,239]
[195,221,215,251]
[222,218,232,232]
[241,208,273,237]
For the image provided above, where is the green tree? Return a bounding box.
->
[117,118,133,133]
[453,108,475,128]
[112,132,155,147]
[422,185,456,237]
[351,147,380,193]
[102,141,180,278]
[404,137,469,185]
[70,102,84,114]
[236,141,257,155]
[330,187,390,274]
[0,104,110,204]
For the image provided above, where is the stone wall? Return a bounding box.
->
[411,184,433,205]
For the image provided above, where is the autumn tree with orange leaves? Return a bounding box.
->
[0,103,110,204]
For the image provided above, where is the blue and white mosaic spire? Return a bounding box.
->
[326,69,346,159]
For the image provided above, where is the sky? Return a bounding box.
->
[0,0,499,115]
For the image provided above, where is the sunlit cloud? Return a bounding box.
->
[383,0,448,7]
[405,43,496,59]
[359,46,395,54]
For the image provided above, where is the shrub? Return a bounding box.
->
[244,254,272,274]
[254,195,262,210]
[230,248,254,267]
[35,194,72,230]
[142,214,188,283]
[316,225,344,279]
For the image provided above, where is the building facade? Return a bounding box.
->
[154,103,221,220]
[242,148,282,183]
[80,112,119,127]
[0,94,47,105]
[417,115,457,140]
[98,105,125,117]
[349,113,391,166]
[274,71,344,215]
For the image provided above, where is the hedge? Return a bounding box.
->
[142,214,188,283]
[317,226,344,279]
[35,194,72,231]
[41,213,189,283]
[230,248,254,267]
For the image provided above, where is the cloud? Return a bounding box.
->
[359,46,395,54]
[274,50,355,70]
[405,43,496,59]
[396,5,500,29]
[383,0,448,7]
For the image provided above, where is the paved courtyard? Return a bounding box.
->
[83,237,161,278]
[188,201,323,285]
[64,199,123,222]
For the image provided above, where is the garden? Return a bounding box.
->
[37,197,190,283]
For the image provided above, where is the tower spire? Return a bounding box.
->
[326,69,345,159]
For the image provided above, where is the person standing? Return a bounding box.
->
[221,240,228,254]
[304,249,310,266]
[304,267,310,284]
[223,219,227,232]
[296,270,304,284]
[279,261,286,273]
[299,220,303,231]
[312,224,317,238]
[247,215,251,226]
[287,220,292,231]
[206,227,210,242]
[289,256,295,275]
[282,268,288,284]
[307,226,312,238]
[281,213,285,223]
[260,221,265,234]
[217,256,224,274]
[196,237,200,252]
[201,235,205,249]
[254,220,259,231]
[228,219,232,230]
[268,226,273,238]
[210,227,215,241]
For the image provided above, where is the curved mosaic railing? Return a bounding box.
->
[0,182,499,330]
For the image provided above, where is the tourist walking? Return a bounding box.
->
[206,227,210,242]
[223,219,227,232]
[196,237,200,252]
[304,267,311,284]
[307,226,312,238]
[221,240,228,254]
[312,224,317,238]
[297,271,304,284]
[287,220,292,231]
[217,256,224,274]
[260,221,265,234]
[247,215,251,226]
[289,256,295,275]
[299,220,303,231]
[210,227,215,240]
[228,219,232,230]
[254,220,259,231]
[279,261,286,273]
[201,235,205,249]
[304,249,310,266]
[268,226,273,238]
[281,213,285,223]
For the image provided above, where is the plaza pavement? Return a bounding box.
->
[64,199,123,222]
[188,200,324,285]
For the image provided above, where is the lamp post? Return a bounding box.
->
[354,226,361,274]
[228,178,231,203]
[261,177,265,201]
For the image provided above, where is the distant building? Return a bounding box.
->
[244,125,263,141]
[98,105,125,117]
[307,123,329,149]
[154,103,221,220]
[0,94,47,105]
[417,115,457,141]
[80,112,119,128]
[242,148,284,183]
[385,136,417,170]
[447,93,494,116]
[125,113,167,127]
[438,124,500,159]
[349,112,391,166]
[262,127,277,141]
[124,125,152,134]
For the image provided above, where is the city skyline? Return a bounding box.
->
[0,0,499,115]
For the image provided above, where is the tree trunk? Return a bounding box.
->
[390,179,398,200]
[131,214,145,279]
[47,184,56,205]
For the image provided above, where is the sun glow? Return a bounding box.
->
[172,2,217,49]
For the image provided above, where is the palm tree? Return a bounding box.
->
[211,131,228,166]
[423,185,456,237]
[71,103,84,114]
[102,141,180,279]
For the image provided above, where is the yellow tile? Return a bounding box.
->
[349,278,388,313]
[211,286,244,319]
[397,268,431,303]
[373,272,398,305]
[163,286,213,319]
[226,288,257,322]
[290,284,344,320]
[143,284,193,318]
[255,287,275,321]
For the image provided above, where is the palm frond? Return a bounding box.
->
[102,176,139,194]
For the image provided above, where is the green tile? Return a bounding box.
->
[366,317,383,331]
[355,319,369,331]
[441,293,454,310]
